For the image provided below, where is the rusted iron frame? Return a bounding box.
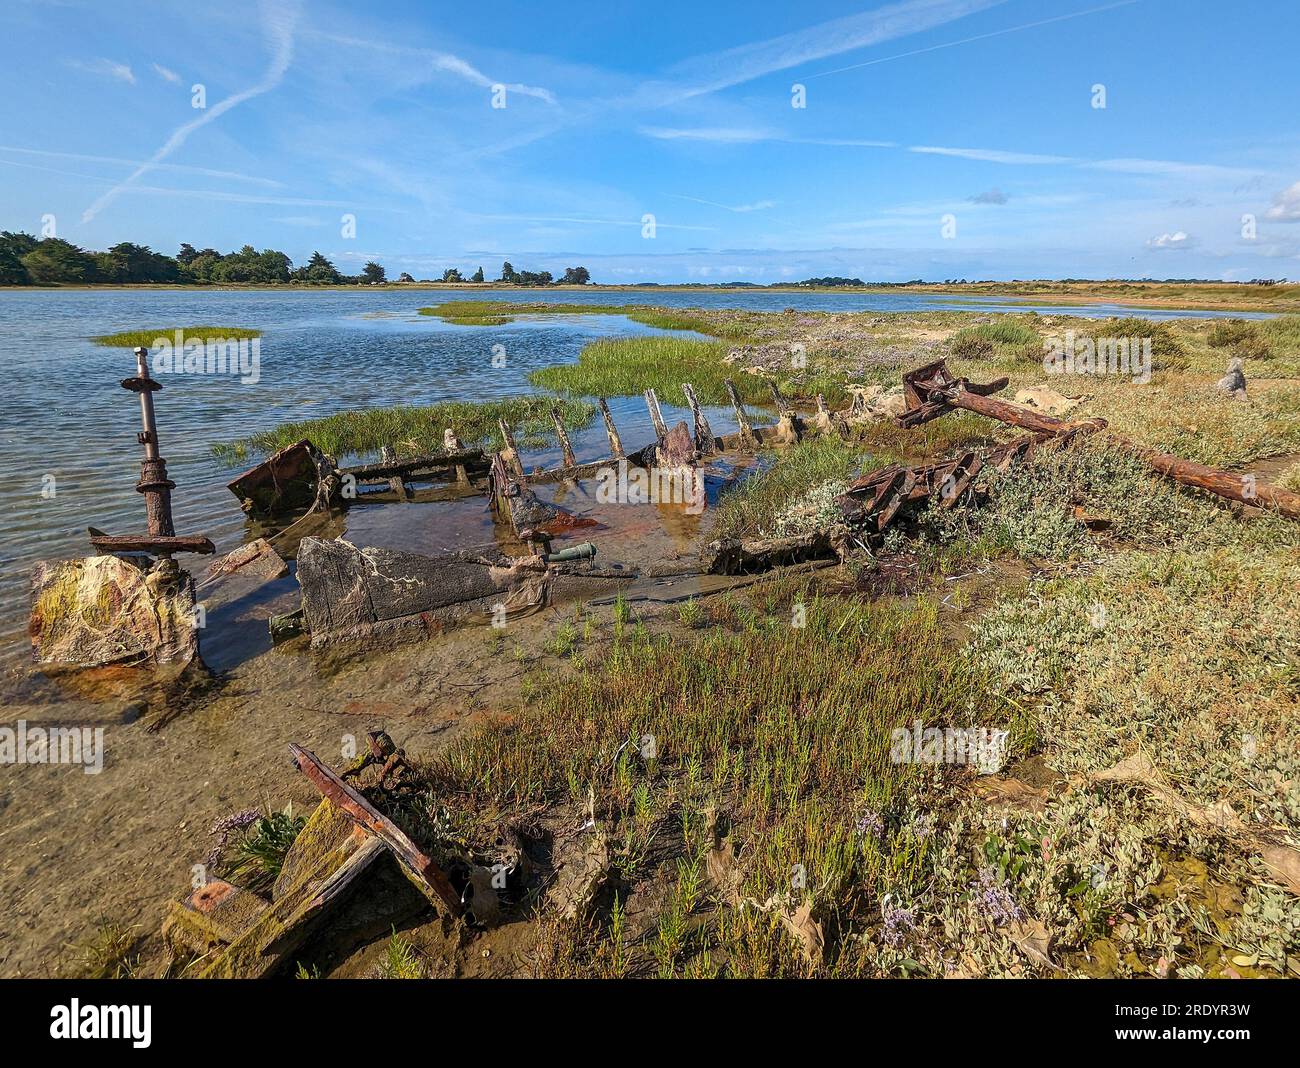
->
[896,358,1300,520]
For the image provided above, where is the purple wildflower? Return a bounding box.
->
[855,808,885,840]
[882,906,917,950]
[210,808,261,838]
[205,807,262,868]
[907,813,935,841]
[973,866,1023,927]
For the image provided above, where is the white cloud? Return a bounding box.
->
[1264,181,1300,222]
[152,63,182,84]
[1147,231,1193,249]
[82,0,302,221]
[68,58,135,84]
[969,188,1008,204]
[0,144,280,186]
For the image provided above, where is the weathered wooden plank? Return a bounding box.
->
[598,398,625,458]
[289,742,462,915]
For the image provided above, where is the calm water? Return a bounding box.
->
[0,287,1258,666]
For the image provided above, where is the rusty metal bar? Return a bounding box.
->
[123,346,176,538]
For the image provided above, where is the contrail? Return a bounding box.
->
[81,0,301,222]
[809,0,1140,78]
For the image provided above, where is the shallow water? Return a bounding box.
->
[0,286,1256,667]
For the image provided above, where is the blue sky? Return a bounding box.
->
[2,0,1298,283]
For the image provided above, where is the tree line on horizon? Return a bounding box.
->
[0,232,594,287]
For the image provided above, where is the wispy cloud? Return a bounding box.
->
[1265,181,1300,222]
[312,31,557,105]
[151,63,182,84]
[672,194,777,213]
[969,188,1008,204]
[641,126,776,143]
[810,0,1138,78]
[467,212,716,232]
[81,0,301,222]
[910,145,1073,165]
[636,0,1007,104]
[1088,158,1263,180]
[68,58,135,84]
[0,144,281,186]
[642,126,895,149]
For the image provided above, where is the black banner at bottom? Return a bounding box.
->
[8,977,1285,1052]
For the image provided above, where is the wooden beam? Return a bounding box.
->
[288,742,462,916]
[598,398,625,458]
[682,382,717,455]
[724,379,756,448]
[644,388,668,438]
[550,406,578,468]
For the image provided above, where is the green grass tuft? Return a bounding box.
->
[92,325,261,348]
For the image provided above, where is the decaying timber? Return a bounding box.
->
[290,742,462,915]
[295,536,552,646]
[700,531,839,575]
[896,358,1300,520]
[30,554,199,667]
[167,795,427,978]
[227,438,325,517]
[488,451,598,538]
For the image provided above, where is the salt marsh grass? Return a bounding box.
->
[212,395,594,463]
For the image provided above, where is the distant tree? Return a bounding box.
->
[559,266,590,285]
[0,231,37,284]
[516,269,553,286]
[397,271,415,283]
[176,242,199,266]
[499,261,517,283]
[182,249,224,283]
[93,242,179,283]
[21,238,95,283]
[300,251,342,284]
[442,267,464,283]
[362,261,386,284]
[471,266,485,283]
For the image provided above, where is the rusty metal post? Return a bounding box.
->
[123,346,176,538]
